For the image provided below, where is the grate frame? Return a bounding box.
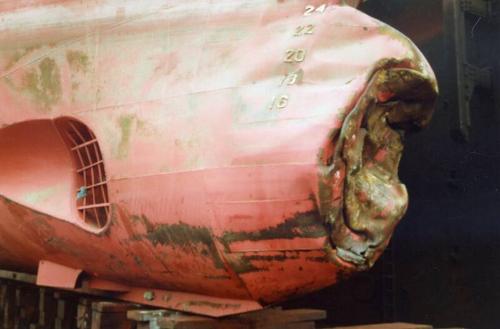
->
[58,119,110,229]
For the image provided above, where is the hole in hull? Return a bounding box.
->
[0,118,110,231]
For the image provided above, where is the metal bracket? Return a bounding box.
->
[444,0,499,142]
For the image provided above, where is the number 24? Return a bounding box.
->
[304,4,327,16]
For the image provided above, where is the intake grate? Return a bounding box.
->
[58,119,110,229]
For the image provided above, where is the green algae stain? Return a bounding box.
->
[5,45,41,71]
[114,115,156,159]
[66,50,89,73]
[21,58,62,112]
[116,115,134,159]
[2,76,15,89]
[6,51,27,70]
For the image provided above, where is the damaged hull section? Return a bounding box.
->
[0,0,437,317]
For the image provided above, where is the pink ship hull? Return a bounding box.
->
[0,0,437,317]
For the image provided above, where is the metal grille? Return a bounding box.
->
[61,120,110,228]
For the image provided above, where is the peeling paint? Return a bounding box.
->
[241,254,289,262]
[132,215,225,269]
[146,223,212,248]
[221,211,328,247]
[204,275,232,280]
[226,255,261,274]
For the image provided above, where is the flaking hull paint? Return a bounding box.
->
[0,0,437,316]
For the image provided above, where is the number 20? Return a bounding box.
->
[304,4,327,16]
[284,49,307,63]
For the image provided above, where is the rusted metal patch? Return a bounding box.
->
[220,211,328,248]
[131,215,226,269]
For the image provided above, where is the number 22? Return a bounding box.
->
[294,25,315,36]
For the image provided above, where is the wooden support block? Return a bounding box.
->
[90,301,136,329]
[91,312,132,329]
[330,324,433,329]
[29,287,58,329]
[14,285,39,329]
[128,308,324,329]
[258,323,315,329]
[157,315,243,329]
[77,299,93,329]
[0,271,36,284]
[0,284,8,312]
[29,325,49,329]
[128,311,223,329]
[54,292,77,329]
[128,310,172,329]
[228,307,281,321]
[235,309,326,325]
[2,284,16,329]
[34,288,57,329]
[92,302,135,313]
[127,310,172,322]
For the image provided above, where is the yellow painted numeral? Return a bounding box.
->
[276,95,289,109]
[269,95,289,110]
[284,49,307,63]
[281,69,304,86]
[304,4,327,16]
[294,24,315,37]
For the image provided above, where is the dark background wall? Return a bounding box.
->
[287,2,500,328]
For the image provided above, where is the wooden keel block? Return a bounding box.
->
[92,301,136,313]
[235,309,326,325]
[128,308,324,329]
[127,310,171,322]
[157,316,241,329]
[90,301,137,329]
[77,299,93,329]
[330,323,433,329]
[29,325,48,329]
[1,283,15,329]
[54,292,77,329]
[14,285,39,329]
[258,323,315,329]
[31,287,57,329]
